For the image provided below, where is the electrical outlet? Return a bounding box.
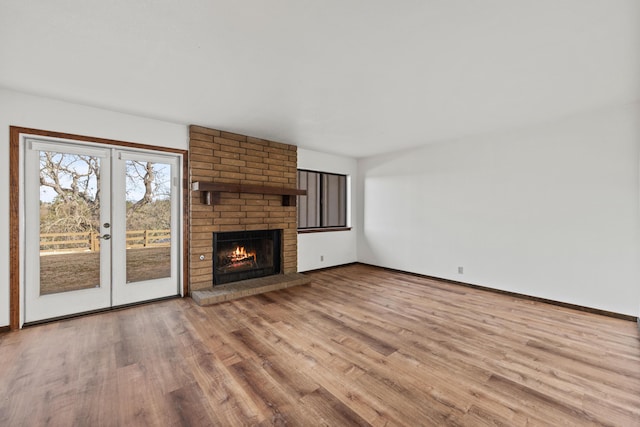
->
[320,255,324,262]
[458,266,464,274]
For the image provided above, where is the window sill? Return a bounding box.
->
[298,227,352,234]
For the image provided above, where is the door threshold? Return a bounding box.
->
[22,295,182,328]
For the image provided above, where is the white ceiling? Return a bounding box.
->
[1,1,638,158]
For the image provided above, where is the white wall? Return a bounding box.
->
[3,89,637,322]
[358,104,640,317]
[297,148,358,271]
[0,88,188,327]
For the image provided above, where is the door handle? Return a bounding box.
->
[99,234,111,240]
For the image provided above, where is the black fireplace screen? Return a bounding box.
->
[213,229,281,285]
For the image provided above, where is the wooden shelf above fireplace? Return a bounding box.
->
[192,181,307,206]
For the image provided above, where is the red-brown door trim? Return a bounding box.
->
[8,126,189,330]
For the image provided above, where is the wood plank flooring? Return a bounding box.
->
[1,264,639,426]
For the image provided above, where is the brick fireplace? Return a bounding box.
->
[188,125,307,303]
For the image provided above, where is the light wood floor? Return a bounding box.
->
[1,264,639,426]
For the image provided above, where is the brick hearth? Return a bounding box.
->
[188,125,307,301]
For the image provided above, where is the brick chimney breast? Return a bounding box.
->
[188,125,299,292]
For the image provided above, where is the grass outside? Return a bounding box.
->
[40,247,171,295]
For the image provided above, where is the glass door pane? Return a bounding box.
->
[124,160,172,283]
[39,151,102,294]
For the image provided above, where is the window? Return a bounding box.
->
[297,169,347,229]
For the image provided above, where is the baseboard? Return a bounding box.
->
[0,326,10,334]
[299,262,358,274]
[356,263,638,323]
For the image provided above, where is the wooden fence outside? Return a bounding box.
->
[40,229,171,253]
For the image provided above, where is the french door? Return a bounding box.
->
[23,137,181,323]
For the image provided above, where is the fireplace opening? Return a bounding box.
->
[213,229,282,285]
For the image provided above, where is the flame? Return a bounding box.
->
[229,246,255,262]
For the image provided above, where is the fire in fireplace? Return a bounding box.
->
[223,246,257,269]
[213,229,282,285]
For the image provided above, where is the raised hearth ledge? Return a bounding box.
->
[191,273,311,306]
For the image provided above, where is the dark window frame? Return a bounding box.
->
[297,169,348,231]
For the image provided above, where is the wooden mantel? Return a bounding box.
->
[192,181,307,206]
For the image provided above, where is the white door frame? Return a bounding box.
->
[111,149,182,306]
[19,132,184,326]
[24,138,113,322]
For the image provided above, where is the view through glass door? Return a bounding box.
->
[23,137,181,323]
